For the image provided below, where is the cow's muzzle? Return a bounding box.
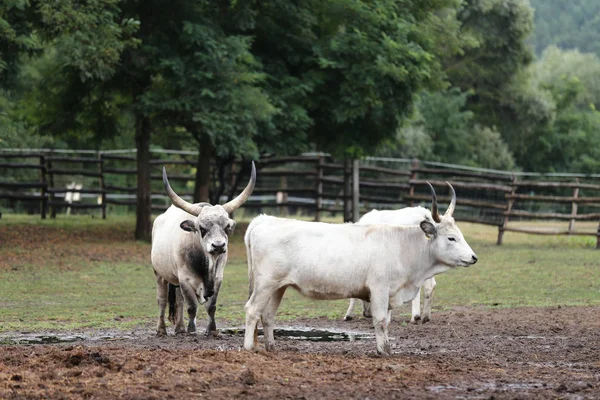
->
[461,254,478,267]
[209,241,226,255]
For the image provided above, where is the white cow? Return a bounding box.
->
[244,183,477,356]
[151,162,255,337]
[344,206,437,324]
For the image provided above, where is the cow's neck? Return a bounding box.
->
[392,228,450,289]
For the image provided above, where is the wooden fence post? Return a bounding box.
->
[409,159,419,207]
[343,158,352,222]
[47,154,56,219]
[315,156,323,222]
[39,155,47,219]
[568,178,579,234]
[99,152,107,219]
[497,175,517,245]
[352,159,360,222]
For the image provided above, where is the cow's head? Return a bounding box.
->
[420,182,478,268]
[162,162,256,299]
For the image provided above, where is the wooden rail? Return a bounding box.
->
[1,152,598,248]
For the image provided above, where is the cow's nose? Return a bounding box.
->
[211,242,226,254]
[471,254,478,264]
[204,289,215,300]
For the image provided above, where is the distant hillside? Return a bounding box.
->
[530,0,600,56]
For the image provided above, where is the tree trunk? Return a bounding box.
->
[135,114,152,242]
[193,135,212,203]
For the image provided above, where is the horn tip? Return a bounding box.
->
[162,166,171,191]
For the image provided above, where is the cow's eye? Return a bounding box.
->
[200,227,208,237]
[448,237,456,242]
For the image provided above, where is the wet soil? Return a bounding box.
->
[2,305,599,399]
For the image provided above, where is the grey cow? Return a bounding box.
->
[151,162,256,336]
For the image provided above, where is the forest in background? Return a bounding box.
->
[1,1,600,239]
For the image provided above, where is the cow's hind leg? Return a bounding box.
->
[421,277,436,323]
[410,287,422,324]
[244,282,278,351]
[154,272,169,337]
[262,287,286,351]
[180,282,199,334]
[173,286,186,334]
[204,280,222,337]
[370,292,391,356]
[344,298,357,321]
[362,300,373,318]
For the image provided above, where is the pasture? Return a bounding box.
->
[1,215,599,399]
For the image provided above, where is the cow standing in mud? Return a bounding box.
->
[344,206,438,324]
[244,182,477,356]
[151,162,256,336]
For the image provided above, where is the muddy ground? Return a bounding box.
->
[1,305,599,399]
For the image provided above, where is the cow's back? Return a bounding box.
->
[358,206,431,226]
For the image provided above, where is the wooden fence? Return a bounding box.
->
[1,150,599,248]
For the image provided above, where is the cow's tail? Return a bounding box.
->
[168,283,178,324]
[244,219,259,300]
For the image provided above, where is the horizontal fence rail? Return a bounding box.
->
[1,149,599,248]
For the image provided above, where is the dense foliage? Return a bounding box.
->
[529,0,600,57]
[1,0,599,238]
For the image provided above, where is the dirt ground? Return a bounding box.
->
[1,305,599,399]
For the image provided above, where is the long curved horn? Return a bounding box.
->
[426,181,441,223]
[445,181,456,217]
[222,161,256,214]
[163,167,210,216]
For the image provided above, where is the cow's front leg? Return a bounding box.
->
[179,282,199,334]
[421,277,436,323]
[154,273,169,337]
[410,287,422,324]
[370,294,391,356]
[204,280,222,337]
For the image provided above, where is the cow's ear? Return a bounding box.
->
[420,220,437,238]
[225,219,235,235]
[180,220,197,232]
[226,219,236,234]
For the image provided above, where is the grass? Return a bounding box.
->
[0,214,598,333]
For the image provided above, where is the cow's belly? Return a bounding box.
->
[151,251,181,285]
[289,282,368,301]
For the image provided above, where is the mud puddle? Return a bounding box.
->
[1,326,375,345]
[222,326,376,342]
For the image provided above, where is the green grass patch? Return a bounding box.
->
[0,215,598,333]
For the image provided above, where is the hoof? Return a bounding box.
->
[410,315,421,324]
[204,329,220,338]
[343,315,353,321]
[265,343,276,352]
[156,331,167,337]
[376,350,392,358]
[421,316,430,324]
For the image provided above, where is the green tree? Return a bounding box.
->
[516,47,600,172]
[382,89,516,170]
[249,0,454,158]
[143,17,276,203]
[445,0,534,129]
[529,0,600,57]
